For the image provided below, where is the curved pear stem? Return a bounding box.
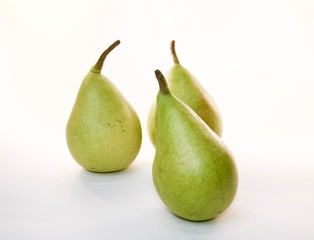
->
[171,40,180,64]
[155,70,170,94]
[93,40,121,72]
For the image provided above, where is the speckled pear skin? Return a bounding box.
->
[66,41,142,172]
[147,41,223,146]
[152,70,237,221]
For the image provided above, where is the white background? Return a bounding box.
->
[1,0,314,239]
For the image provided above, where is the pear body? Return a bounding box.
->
[153,89,237,221]
[66,69,142,172]
[168,64,223,135]
[148,64,222,146]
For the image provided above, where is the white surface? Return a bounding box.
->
[1,144,314,239]
[1,0,314,239]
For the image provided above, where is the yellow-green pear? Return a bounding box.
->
[66,40,142,172]
[152,70,237,221]
[148,41,223,146]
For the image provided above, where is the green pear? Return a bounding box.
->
[148,41,223,146]
[152,70,238,221]
[66,40,142,172]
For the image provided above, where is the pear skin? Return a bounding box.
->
[152,70,238,221]
[148,41,222,146]
[66,40,142,172]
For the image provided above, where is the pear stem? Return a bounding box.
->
[171,40,180,64]
[155,70,170,94]
[93,40,121,72]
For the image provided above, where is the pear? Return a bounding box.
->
[148,41,223,146]
[152,70,238,221]
[66,40,142,172]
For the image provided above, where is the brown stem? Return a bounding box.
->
[170,40,180,64]
[93,40,120,72]
[155,70,170,94]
